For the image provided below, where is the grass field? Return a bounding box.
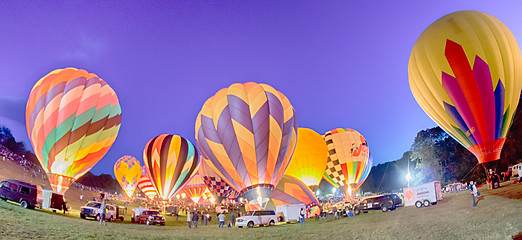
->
[1,181,521,239]
[1,160,521,239]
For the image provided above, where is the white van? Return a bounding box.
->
[236,210,278,228]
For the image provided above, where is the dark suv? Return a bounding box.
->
[0,179,38,209]
[353,194,402,215]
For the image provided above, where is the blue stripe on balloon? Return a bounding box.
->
[494,80,505,139]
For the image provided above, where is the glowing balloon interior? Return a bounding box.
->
[143,134,199,200]
[285,128,328,187]
[114,155,141,198]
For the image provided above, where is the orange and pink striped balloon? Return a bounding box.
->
[26,68,121,194]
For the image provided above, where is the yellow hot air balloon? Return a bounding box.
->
[114,155,142,198]
[284,128,328,189]
[408,11,522,170]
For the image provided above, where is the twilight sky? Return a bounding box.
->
[1,1,522,176]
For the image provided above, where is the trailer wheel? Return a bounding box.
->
[415,201,423,208]
[423,200,430,207]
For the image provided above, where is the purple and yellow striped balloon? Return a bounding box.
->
[26,68,121,194]
[195,82,298,208]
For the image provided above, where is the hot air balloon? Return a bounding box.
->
[26,68,121,194]
[195,82,298,208]
[114,155,141,198]
[354,154,372,192]
[181,173,207,203]
[199,157,236,204]
[143,134,199,200]
[270,175,320,209]
[323,128,370,196]
[138,168,158,199]
[408,11,522,171]
[284,128,328,190]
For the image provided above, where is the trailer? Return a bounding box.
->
[275,204,305,223]
[403,181,442,208]
[38,189,64,211]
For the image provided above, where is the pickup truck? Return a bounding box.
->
[80,201,117,221]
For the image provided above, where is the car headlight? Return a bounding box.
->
[236,219,243,222]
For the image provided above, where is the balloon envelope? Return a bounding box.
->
[26,68,121,194]
[323,128,370,195]
[199,157,235,203]
[284,128,328,187]
[270,175,319,208]
[143,134,199,200]
[114,155,141,198]
[195,82,298,207]
[138,167,158,199]
[181,173,207,203]
[408,11,522,164]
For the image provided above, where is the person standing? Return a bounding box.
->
[470,181,478,207]
[218,213,225,228]
[187,211,192,228]
[100,200,107,225]
[192,211,199,228]
[299,208,305,226]
[231,213,236,226]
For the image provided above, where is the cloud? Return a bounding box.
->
[60,33,108,62]
[0,97,26,124]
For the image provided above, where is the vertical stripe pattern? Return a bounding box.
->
[143,134,199,200]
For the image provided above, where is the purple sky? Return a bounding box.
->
[1,1,522,177]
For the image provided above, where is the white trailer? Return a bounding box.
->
[275,204,305,223]
[403,181,443,208]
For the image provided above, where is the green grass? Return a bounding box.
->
[1,182,521,239]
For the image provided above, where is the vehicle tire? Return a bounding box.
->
[160,223,165,226]
[247,221,254,228]
[95,214,101,221]
[109,216,113,222]
[131,217,135,223]
[354,208,360,215]
[146,220,151,225]
[120,217,124,222]
[20,200,29,209]
[423,200,430,207]
[432,202,437,205]
[0,197,6,201]
[238,226,243,228]
[381,206,388,212]
[269,220,275,226]
[415,201,423,208]
[81,214,86,219]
